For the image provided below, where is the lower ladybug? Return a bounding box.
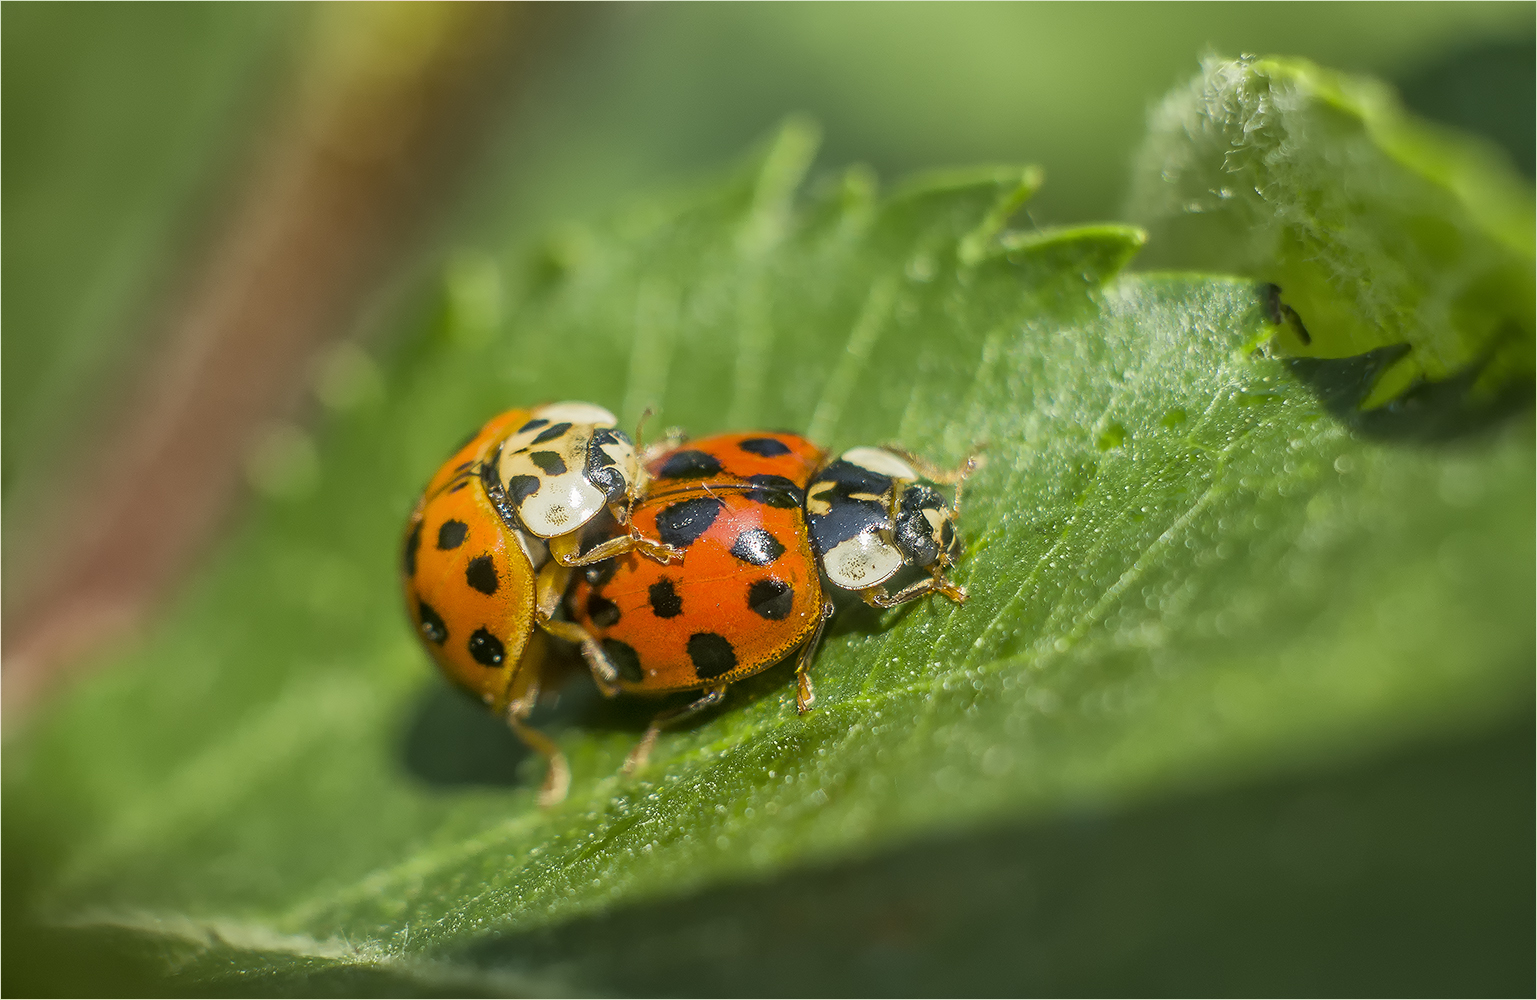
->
[805,446,976,607]
[568,432,832,769]
[402,403,675,806]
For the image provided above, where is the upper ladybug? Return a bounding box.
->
[402,401,678,806]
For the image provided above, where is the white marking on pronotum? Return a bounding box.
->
[534,401,616,426]
[841,446,916,480]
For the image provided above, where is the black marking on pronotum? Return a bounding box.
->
[480,462,524,535]
[656,449,724,480]
[506,475,541,505]
[516,418,549,433]
[738,437,792,457]
[823,459,893,495]
[588,427,626,465]
[648,578,683,618]
[437,519,469,550]
[730,528,785,566]
[528,451,567,476]
[744,473,803,508]
[602,638,644,683]
[468,627,505,667]
[531,422,572,445]
[747,578,794,620]
[807,491,888,552]
[688,632,738,679]
[417,598,448,645]
[465,554,498,595]
[655,497,725,548]
[585,428,629,501]
[587,593,621,628]
[404,521,422,576]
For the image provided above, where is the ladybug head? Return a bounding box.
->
[892,483,960,570]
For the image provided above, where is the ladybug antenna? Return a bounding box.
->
[634,407,657,450]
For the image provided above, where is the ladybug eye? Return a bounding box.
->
[894,511,940,567]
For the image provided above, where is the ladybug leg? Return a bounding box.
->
[548,526,682,568]
[880,446,985,493]
[533,560,622,696]
[793,598,835,714]
[864,569,969,609]
[945,450,985,520]
[503,664,571,807]
[621,684,729,775]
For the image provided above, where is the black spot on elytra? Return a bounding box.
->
[602,638,644,683]
[730,528,785,566]
[404,521,422,576]
[738,437,792,457]
[506,475,541,505]
[465,554,498,595]
[448,479,470,493]
[745,474,803,508]
[587,593,621,628]
[528,450,567,476]
[648,578,683,618]
[584,559,618,588]
[468,627,505,667]
[657,449,724,479]
[747,578,794,620]
[417,598,447,645]
[437,519,469,550]
[531,422,572,445]
[655,496,725,548]
[688,632,738,679]
[517,418,549,433]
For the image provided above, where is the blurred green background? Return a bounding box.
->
[3,3,1532,994]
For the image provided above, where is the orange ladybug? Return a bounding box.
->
[401,402,676,805]
[568,432,833,769]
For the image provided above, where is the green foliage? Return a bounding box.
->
[1129,55,1535,408]
[0,4,293,507]
[6,104,1531,992]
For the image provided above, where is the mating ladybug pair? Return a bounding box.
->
[402,401,975,804]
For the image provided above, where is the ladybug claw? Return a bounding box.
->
[622,729,659,776]
[536,755,572,808]
[633,534,684,565]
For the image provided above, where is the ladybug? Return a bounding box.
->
[804,446,975,607]
[402,401,676,805]
[568,432,832,769]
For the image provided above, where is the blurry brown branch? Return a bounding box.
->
[3,3,536,712]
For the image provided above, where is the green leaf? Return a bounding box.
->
[1127,55,1536,408]
[5,121,1531,993]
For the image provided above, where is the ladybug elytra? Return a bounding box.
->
[568,432,833,769]
[401,402,677,804]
